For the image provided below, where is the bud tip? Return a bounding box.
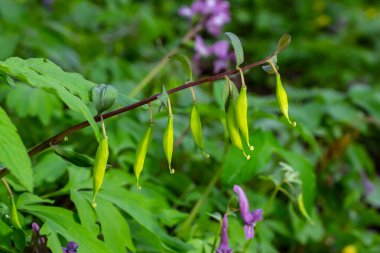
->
[170,168,175,174]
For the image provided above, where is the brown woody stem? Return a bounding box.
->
[0,54,273,179]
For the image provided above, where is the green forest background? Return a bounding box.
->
[0,0,380,252]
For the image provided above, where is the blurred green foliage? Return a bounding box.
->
[0,0,379,252]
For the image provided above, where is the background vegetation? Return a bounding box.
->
[0,0,379,252]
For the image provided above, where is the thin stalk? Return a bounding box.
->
[149,103,153,126]
[100,114,107,138]
[210,221,222,253]
[190,87,196,103]
[177,165,223,236]
[265,185,280,213]
[1,178,13,197]
[238,67,246,88]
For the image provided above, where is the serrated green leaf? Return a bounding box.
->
[0,107,33,192]
[225,32,244,68]
[275,33,291,55]
[25,58,95,102]
[170,54,193,82]
[0,57,100,141]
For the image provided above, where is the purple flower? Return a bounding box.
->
[193,36,234,73]
[216,214,233,253]
[62,241,78,253]
[233,185,263,240]
[179,0,231,36]
[32,222,40,234]
[360,170,375,196]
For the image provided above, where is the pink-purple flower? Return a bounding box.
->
[216,214,233,253]
[193,36,234,73]
[233,185,263,240]
[179,0,231,36]
[62,241,78,253]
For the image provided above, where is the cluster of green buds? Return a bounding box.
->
[224,75,251,159]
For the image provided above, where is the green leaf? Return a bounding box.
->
[170,54,193,82]
[70,190,99,237]
[21,205,111,253]
[16,193,54,207]
[275,33,291,55]
[25,58,95,102]
[99,188,191,252]
[225,32,244,68]
[0,107,33,192]
[93,195,136,253]
[116,93,149,109]
[0,57,100,141]
[2,75,15,88]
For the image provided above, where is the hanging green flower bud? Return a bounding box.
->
[134,124,154,189]
[227,98,250,160]
[190,103,209,158]
[162,97,175,174]
[92,84,118,114]
[10,195,21,229]
[92,136,109,208]
[163,114,174,174]
[235,69,254,151]
[276,75,296,127]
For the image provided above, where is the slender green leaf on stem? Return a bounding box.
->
[275,33,291,55]
[225,32,244,68]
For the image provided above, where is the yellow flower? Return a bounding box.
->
[342,245,357,253]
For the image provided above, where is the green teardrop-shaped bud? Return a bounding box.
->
[190,103,209,158]
[297,193,314,224]
[134,124,154,189]
[10,196,21,229]
[235,86,254,151]
[92,137,109,208]
[92,84,118,114]
[276,75,296,127]
[226,99,250,160]
[163,115,175,174]
[52,146,95,167]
